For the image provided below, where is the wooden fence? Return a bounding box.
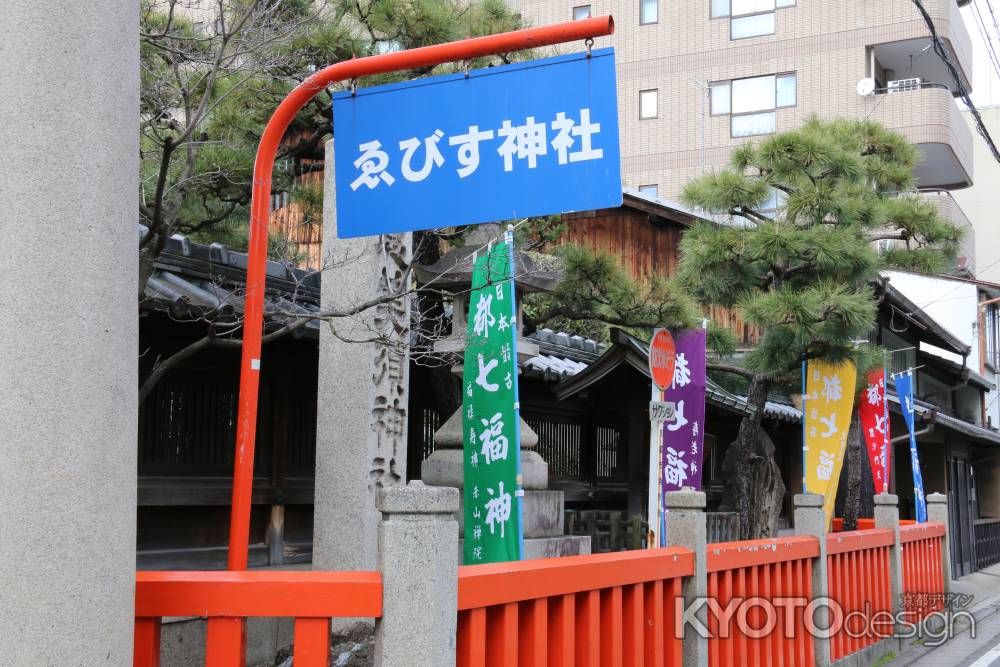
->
[133,524,948,666]
[826,528,894,661]
[456,548,692,666]
[900,522,947,621]
[705,536,818,667]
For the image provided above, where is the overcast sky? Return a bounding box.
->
[963,3,1000,107]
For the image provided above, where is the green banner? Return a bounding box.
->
[462,234,522,564]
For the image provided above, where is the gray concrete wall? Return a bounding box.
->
[0,2,139,664]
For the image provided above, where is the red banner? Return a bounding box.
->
[858,369,890,494]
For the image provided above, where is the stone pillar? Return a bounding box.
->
[375,482,459,667]
[874,494,905,617]
[663,490,707,667]
[315,139,412,574]
[793,494,831,667]
[926,493,952,594]
[0,2,138,663]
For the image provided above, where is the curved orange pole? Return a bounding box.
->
[228,15,616,570]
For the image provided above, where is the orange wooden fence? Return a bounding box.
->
[900,522,947,622]
[826,528,894,661]
[133,570,382,667]
[132,522,949,666]
[831,518,916,532]
[456,547,693,667]
[706,536,818,667]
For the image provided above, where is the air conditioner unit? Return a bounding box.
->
[888,78,921,93]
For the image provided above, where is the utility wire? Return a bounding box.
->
[911,0,1000,166]
[983,0,1000,97]
[983,0,1000,52]
[972,0,1000,83]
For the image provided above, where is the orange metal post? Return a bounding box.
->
[226,14,615,571]
[214,15,613,659]
[293,618,332,667]
[576,589,600,666]
[518,597,548,666]
[133,617,162,667]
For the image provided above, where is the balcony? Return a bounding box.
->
[869,0,973,97]
[920,189,976,273]
[868,85,973,189]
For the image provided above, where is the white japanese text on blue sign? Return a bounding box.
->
[333,49,621,238]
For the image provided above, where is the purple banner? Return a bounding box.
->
[661,329,707,494]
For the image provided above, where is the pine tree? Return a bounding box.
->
[678,117,962,539]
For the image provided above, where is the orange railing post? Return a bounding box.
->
[133,617,162,667]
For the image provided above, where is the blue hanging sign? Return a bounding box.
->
[896,372,927,523]
[332,48,622,238]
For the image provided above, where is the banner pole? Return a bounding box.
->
[647,381,660,548]
[801,356,807,494]
[882,366,889,494]
[505,225,524,560]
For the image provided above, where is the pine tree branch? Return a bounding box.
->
[706,362,755,380]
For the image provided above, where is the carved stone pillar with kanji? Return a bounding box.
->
[314,139,412,579]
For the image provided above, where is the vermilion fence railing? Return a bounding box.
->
[900,522,947,621]
[456,547,693,666]
[706,536,818,667]
[826,528,894,661]
[831,518,916,532]
[133,570,382,667]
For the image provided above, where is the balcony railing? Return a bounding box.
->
[866,85,973,189]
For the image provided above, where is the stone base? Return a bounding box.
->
[459,535,591,562]
[523,534,591,560]
[457,489,565,538]
[421,446,548,490]
[830,637,897,667]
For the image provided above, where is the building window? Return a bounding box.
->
[639,184,658,196]
[987,303,1000,369]
[641,0,658,24]
[776,72,797,107]
[712,0,794,38]
[639,89,658,119]
[710,82,731,115]
[760,187,787,217]
[710,73,796,137]
[731,12,775,38]
[573,4,591,20]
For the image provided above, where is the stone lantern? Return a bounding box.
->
[413,225,590,559]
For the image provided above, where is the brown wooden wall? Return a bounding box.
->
[560,207,759,348]
[270,166,324,271]
[562,209,683,279]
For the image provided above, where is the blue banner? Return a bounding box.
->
[332,48,622,238]
[896,373,927,523]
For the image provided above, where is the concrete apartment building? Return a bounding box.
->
[511,0,976,247]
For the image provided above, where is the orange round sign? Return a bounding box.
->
[649,328,676,391]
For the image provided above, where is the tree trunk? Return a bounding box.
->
[842,412,863,531]
[719,374,786,539]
